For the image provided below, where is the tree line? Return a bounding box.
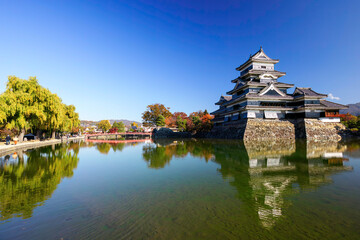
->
[341,113,360,133]
[141,103,214,132]
[0,76,80,142]
[97,120,138,133]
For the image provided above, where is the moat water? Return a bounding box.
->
[0,139,360,239]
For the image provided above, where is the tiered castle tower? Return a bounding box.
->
[211,47,347,126]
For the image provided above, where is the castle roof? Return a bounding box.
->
[210,108,226,115]
[293,87,327,98]
[215,95,232,105]
[226,81,294,95]
[246,92,293,100]
[240,69,286,78]
[320,100,348,110]
[236,47,279,71]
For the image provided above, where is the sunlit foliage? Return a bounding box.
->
[97,120,111,133]
[142,104,172,127]
[0,76,80,140]
[112,121,125,132]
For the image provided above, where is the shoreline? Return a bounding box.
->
[0,137,85,155]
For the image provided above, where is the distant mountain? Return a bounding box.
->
[108,119,141,126]
[340,102,360,116]
[80,119,141,127]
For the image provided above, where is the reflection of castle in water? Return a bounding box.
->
[243,140,351,228]
[144,139,353,229]
[0,139,354,226]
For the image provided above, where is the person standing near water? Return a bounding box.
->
[5,135,11,145]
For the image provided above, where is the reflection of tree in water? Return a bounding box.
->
[143,144,173,169]
[340,139,360,158]
[143,139,353,229]
[92,141,138,155]
[96,143,112,154]
[142,140,215,169]
[0,144,80,221]
[111,143,125,152]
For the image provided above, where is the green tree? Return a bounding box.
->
[142,103,172,127]
[0,76,80,140]
[112,121,125,132]
[44,92,64,139]
[156,115,166,127]
[0,95,8,127]
[95,143,111,154]
[191,116,201,127]
[97,120,111,132]
[61,104,80,133]
[176,116,187,131]
[0,76,46,141]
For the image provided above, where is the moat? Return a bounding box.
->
[1,139,360,239]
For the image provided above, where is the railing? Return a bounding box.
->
[325,112,341,117]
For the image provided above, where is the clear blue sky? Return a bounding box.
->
[0,0,359,121]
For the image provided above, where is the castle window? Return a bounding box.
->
[260,102,286,107]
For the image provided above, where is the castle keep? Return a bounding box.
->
[211,48,347,125]
[210,48,348,141]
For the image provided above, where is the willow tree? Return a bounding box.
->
[0,96,7,127]
[43,92,65,139]
[61,104,80,133]
[0,76,80,140]
[0,76,45,141]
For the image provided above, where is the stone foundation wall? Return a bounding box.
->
[206,118,346,141]
[300,119,346,142]
[243,119,295,141]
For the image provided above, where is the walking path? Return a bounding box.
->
[0,136,85,155]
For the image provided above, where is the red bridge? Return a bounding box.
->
[85,132,152,140]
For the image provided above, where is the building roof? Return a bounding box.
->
[231,77,242,83]
[222,95,232,101]
[210,108,226,115]
[241,69,286,79]
[247,81,293,88]
[246,92,294,100]
[212,116,225,122]
[320,100,348,110]
[293,87,327,98]
[222,92,294,107]
[236,47,279,71]
[226,81,294,95]
[215,95,232,105]
[245,105,293,110]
